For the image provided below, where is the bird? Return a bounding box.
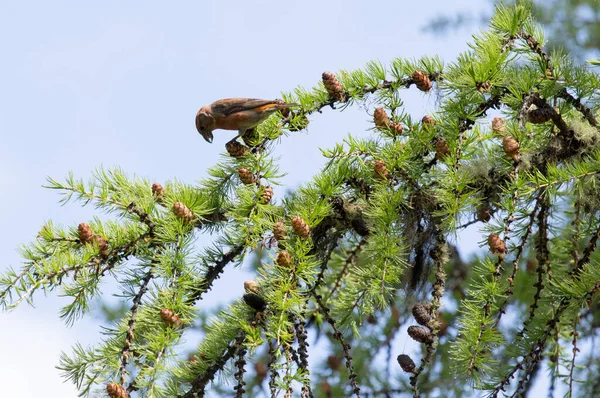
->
[195,98,300,143]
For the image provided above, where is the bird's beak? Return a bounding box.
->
[202,131,214,143]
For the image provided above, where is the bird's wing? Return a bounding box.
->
[211,98,280,116]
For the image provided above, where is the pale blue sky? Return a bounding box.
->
[0,1,497,396]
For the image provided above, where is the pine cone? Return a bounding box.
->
[291,216,310,238]
[93,235,110,257]
[374,160,389,180]
[435,139,450,160]
[255,362,268,382]
[260,185,274,204]
[412,302,432,326]
[172,202,194,222]
[408,325,433,344]
[527,107,552,124]
[412,70,432,92]
[477,205,492,222]
[160,308,182,327]
[273,221,287,241]
[397,354,416,374]
[243,293,266,312]
[244,280,260,294]
[107,383,129,398]
[276,250,293,267]
[151,183,164,200]
[390,121,404,136]
[491,117,506,134]
[526,258,537,274]
[502,135,520,161]
[226,140,249,157]
[322,72,344,102]
[238,168,256,185]
[78,222,93,244]
[488,233,507,255]
[374,107,390,129]
[422,115,436,127]
[476,81,492,93]
[327,355,342,371]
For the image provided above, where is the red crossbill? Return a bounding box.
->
[195,98,300,143]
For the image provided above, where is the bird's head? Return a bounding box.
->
[195,107,216,143]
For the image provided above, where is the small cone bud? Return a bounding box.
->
[374,160,389,180]
[238,168,255,185]
[107,383,129,398]
[226,140,250,157]
[93,235,110,257]
[322,72,344,102]
[526,258,537,274]
[412,302,432,326]
[476,81,492,93]
[327,355,342,371]
[244,280,260,294]
[374,107,390,129]
[151,183,164,200]
[390,121,404,136]
[488,233,507,255]
[435,139,450,160]
[160,308,182,327]
[260,185,274,204]
[412,70,432,92]
[397,354,416,374]
[276,250,293,267]
[527,108,552,124]
[78,222,93,244]
[173,202,194,222]
[255,362,268,382]
[477,205,491,222]
[291,216,310,238]
[243,293,266,312]
[422,115,435,127]
[502,135,520,162]
[408,325,433,344]
[273,221,287,241]
[491,117,506,134]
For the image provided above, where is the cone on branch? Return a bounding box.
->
[476,81,492,93]
[390,121,404,136]
[254,362,268,383]
[412,70,432,92]
[502,135,520,162]
[491,117,506,134]
[422,115,435,127]
[477,205,492,222]
[226,140,249,157]
[244,280,260,294]
[151,183,164,201]
[272,221,287,241]
[322,71,344,102]
[327,355,342,371]
[160,308,182,328]
[107,383,129,398]
[237,168,256,185]
[408,325,433,344]
[243,293,266,312]
[488,233,507,256]
[78,222,93,244]
[397,354,417,374]
[172,202,194,223]
[291,216,310,238]
[260,185,274,204]
[93,235,110,257]
[374,107,390,129]
[276,250,293,267]
[435,139,450,160]
[412,302,432,326]
[527,107,552,124]
[374,160,389,180]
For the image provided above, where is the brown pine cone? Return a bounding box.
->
[374,107,390,129]
[422,115,436,127]
[273,221,287,241]
[238,168,256,185]
[243,293,267,312]
[476,81,492,93]
[435,139,450,160]
[526,258,537,274]
[160,308,182,327]
[408,325,433,344]
[276,250,293,267]
[173,202,194,222]
[106,383,129,398]
[412,302,432,326]
[412,70,432,92]
[291,216,310,238]
[226,140,249,157]
[488,233,507,255]
[327,355,342,371]
[502,135,520,161]
[390,121,404,136]
[527,108,552,124]
[260,185,274,204]
[322,72,344,102]
[78,222,93,244]
[151,183,164,201]
[93,235,110,257]
[491,117,506,134]
[255,362,268,383]
[397,354,416,374]
[477,205,492,222]
[374,160,389,180]
[244,280,260,294]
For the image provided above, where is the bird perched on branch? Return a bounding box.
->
[195,98,300,143]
